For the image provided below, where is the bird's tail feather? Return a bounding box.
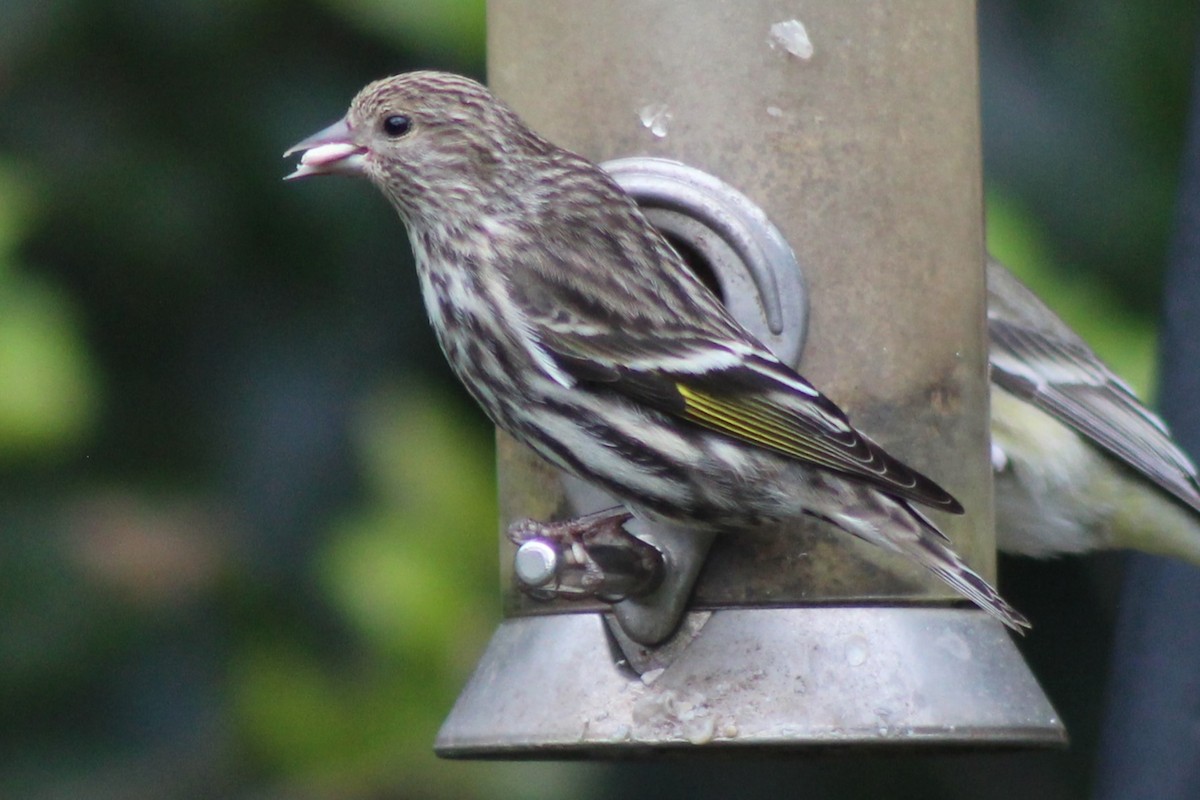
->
[823,489,1030,632]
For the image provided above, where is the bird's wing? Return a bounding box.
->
[534,319,964,515]
[498,197,962,514]
[988,315,1200,514]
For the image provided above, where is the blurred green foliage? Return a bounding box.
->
[979,0,1197,314]
[987,190,1160,398]
[0,1,504,798]
[0,1,1193,799]
[0,164,98,457]
[313,0,487,65]
[232,386,499,791]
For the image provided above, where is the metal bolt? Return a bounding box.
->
[514,539,559,588]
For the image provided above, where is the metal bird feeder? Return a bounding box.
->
[436,0,1064,756]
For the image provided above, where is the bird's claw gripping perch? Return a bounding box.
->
[508,508,664,602]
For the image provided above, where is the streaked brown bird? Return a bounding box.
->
[285,71,1028,630]
[987,256,1200,563]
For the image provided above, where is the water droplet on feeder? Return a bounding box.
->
[769,19,814,60]
[639,103,672,138]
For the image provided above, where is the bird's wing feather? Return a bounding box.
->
[502,202,962,514]
[988,316,1200,514]
[538,323,964,515]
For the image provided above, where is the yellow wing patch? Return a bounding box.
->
[676,383,855,471]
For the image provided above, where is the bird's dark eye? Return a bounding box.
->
[382,115,412,137]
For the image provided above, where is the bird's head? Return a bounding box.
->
[285,71,550,220]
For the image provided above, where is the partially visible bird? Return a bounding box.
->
[285,70,1027,630]
[987,256,1200,563]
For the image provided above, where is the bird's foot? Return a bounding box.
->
[507,507,662,601]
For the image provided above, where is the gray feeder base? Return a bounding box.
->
[435,606,1066,758]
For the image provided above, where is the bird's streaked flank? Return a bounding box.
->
[286,71,1028,631]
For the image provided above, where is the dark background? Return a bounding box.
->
[0,1,1194,797]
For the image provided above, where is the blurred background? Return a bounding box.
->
[0,1,1194,797]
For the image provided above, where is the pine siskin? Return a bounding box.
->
[285,71,1028,631]
[987,257,1200,562]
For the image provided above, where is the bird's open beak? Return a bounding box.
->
[284,119,367,180]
